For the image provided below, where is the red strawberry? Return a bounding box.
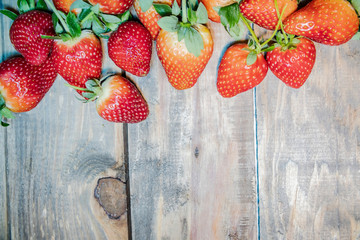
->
[156,24,214,90]
[108,21,152,77]
[284,0,359,46]
[88,0,134,14]
[9,10,55,66]
[0,56,57,115]
[217,43,268,97]
[51,30,103,91]
[200,0,238,22]
[266,37,316,88]
[240,0,298,30]
[53,0,76,13]
[71,76,149,123]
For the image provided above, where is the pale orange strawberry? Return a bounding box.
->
[284,0,359,45]
[133,0,180,39]
[156,24,213,90]
[200,0,237,22]
[240,0,298,30]
[53,0,76,13]
[89,0,134,14]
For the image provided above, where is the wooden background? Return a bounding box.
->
[1,0,360,239]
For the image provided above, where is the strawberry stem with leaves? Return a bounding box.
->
[0,95,15,127]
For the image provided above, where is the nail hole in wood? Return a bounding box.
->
[94,177,127,219]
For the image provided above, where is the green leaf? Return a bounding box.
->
[52,13,64,33]
[36,0,47,10]
[219,3,240,28]
[58,10,67,21]
[187,8,197,24]
[351,0,360,14]
[196,3,208,24]
[184,27,204,57]
[60,33,73,41]
[105,22,119,31]
[18,0,30,13]
[118,10,131,22]
[91,4,100,15]
[352,31,360,40]
[1,121,10,127]
[188,0,198,9]
[228,24,241,39]
[246,51,257,66]
[100,13,122,23]
[153,4,172,17]
[82,92,97,99]
[0,108,15,119]
[172,0,180,16]
[139,0,153,12]
[78,8,92,21]
[92,20,107,36]
[85,79,98,91]
[70,0,92,11]
[261,45,275,52]
[66,12,82,38]
[29,0,36,9]
[0,10,18,21]
[157,16,179,32]
[178,26,188,42]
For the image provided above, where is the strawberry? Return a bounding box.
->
[240,0,298,30]
[217,43,268,97]
[88,0,134,14]
[283,0,359,46]
[108,21,152,77]
[1,1,56,66]
[0,56,57,125]
[53,0,76,13]
[69,76,149,123]
[133,0,173,39]
[266,36,316,88]
[51,30,103,90]
[156,1,213,90]
[200,0,237,22]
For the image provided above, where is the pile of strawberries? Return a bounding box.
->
[0,0,359,126]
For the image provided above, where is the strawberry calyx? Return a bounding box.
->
[0,0,49,20]
[66,78,104,102]
[216,2,246,39]
[156,0,209,57]
[274,32,301,51]
[69,0,131,38]
[0,94,15,127]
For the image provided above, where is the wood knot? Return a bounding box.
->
[94,177,127,219]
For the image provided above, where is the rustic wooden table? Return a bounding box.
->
[1,0,360,239]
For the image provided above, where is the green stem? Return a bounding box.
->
[274,0,288,44]
[64,83,89,92]
[239,14,261,49]
[181,0,187,23]
[81,11,95,25]
[43,0,71,33]
[260,5,287,48]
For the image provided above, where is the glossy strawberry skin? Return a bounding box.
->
[53,0,76,13]
[96,75,149,123]
[200,0,237,22]
[0,57,57,112]
[240,0,297,30]
[284,0,359,46]
[266,38,316,88]
[108,21,152,77]
[51,31,103,90]
[88,0,134,14]
[10,10,55,66]
[217,44,268,98]
[156,24,214,90]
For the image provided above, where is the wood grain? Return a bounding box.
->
[257,41,360,239]
[0,0,128,238]
[128,21,258,239]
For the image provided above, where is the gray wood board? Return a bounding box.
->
[128,22,258,239]
[0,0,128,238]
[257,42,360,239]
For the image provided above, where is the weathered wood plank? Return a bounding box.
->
[257,41,360,239]
[0,0,128,238]
[128,21,258,239]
